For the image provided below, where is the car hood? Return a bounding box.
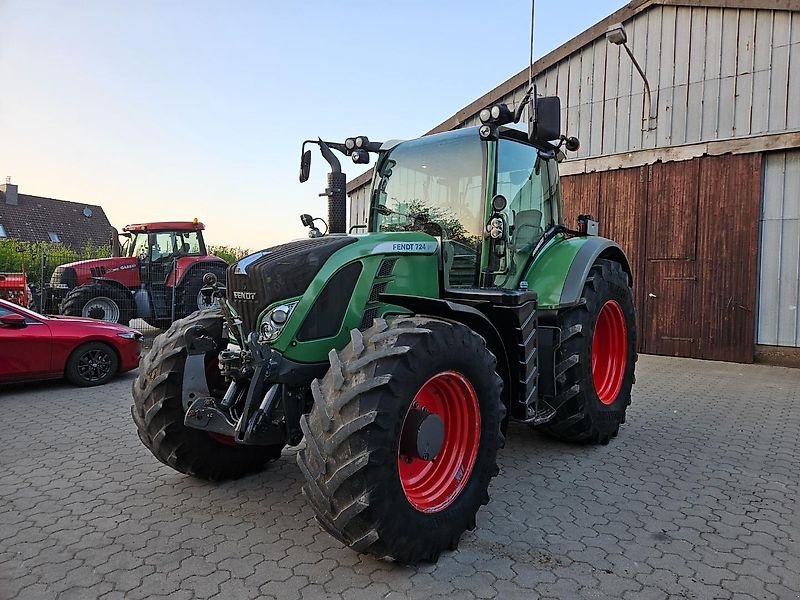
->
[46,315,142,335]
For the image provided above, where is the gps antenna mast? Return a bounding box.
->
[528,0,537,138]
[513,0,537,128]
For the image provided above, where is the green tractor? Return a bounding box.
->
[132,92,636,563]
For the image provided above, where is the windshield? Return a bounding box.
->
[126,231,203,259]
[371,129,486,287]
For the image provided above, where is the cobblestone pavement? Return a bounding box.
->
[1,355,799,600]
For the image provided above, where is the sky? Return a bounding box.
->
[0,0,627,251]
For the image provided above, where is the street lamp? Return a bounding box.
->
[606,23,657,131]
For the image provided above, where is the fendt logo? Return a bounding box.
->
[232,291,257,300]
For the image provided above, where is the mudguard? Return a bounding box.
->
[525,236,632,310]
[559,238,632,306]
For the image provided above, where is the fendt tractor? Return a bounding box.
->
[132,91,637,563]
[47,221,227,328]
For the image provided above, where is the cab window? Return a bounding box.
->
[497,139,560,252]
[496,139,561,283]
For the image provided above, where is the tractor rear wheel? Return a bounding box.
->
[297,317,505,563]
[174,266,226,320]
[61,282,135,325]
[131,308,283,481]
[538,258,636,444]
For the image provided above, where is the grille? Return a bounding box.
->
[368,281,388,303]
[377,259,396,278]
[360,307,379,330]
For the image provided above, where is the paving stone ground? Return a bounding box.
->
[1,354,799,600]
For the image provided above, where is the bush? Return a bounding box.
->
[0,239,111,285]
[208,245,250,264]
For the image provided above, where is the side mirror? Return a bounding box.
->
[532,96,561,142]
[300,214,314,227]
[299,150,311,183]
[0,313,27,328]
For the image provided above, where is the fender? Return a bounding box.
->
[168,257,228,288]
[525,236,632,310]
[559,238,632,307]
[89,277,134,298]
[379,293,513,414]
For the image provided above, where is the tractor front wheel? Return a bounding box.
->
[538,258,637,444]
[131,308,283,480]
[297,317,505,563]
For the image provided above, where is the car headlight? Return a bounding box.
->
[259,302,298,343]
[118,331,143,341]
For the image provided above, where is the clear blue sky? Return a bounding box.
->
[0,0,626,250]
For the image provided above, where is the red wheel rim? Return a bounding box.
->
[397,371,481,513]
[591,300,628,405]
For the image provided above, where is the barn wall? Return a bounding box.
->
[460,6,800,158]
[758,150,800,347]
[561,153,761,362]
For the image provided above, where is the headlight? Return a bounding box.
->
[259,302,298,343]
[118,331,143,340]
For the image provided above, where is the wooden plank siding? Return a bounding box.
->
[561,152,761,362]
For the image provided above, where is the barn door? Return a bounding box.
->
[642,160,701,357]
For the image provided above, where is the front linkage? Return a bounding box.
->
[178,276,311,449]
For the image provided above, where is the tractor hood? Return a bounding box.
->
[226,232,442,351]
[50,257,139,289]
[227,236,358,333]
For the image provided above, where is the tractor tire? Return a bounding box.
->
[131,308,283,481]
[174,265,227,321]
[297,317,505,563]
[538,258,637,444]
[61,282,135,326]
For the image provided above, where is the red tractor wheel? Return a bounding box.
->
[397,371,482,513]
[297,317,505,563]
[538,259,637,444]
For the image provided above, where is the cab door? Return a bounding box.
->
[0,305,53,381]
[494,138,560,288]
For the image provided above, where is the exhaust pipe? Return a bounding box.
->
[318,139,347,234]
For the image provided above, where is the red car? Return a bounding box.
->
[0,299,142,386]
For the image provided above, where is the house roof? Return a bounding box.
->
[347,0,798,193]
[0,191,115,250]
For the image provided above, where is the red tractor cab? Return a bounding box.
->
[49,221,227,328]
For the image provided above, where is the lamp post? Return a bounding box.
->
[606,23,657,131]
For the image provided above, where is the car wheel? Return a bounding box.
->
[65,342,120,386]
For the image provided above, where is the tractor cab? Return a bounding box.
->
[368,126,565,291]
[118,221,207,272]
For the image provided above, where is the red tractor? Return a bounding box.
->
[48,221,227,328]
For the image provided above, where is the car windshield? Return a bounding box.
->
[371,128,486,287]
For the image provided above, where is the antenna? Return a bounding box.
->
[527,0,537,138]
[528,0,535,94]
